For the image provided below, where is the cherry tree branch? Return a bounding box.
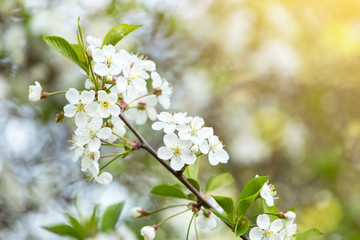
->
[119,112,249,240]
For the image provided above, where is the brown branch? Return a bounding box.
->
[119,112,248,240]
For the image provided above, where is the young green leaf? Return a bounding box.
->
[42,35,87,71]
[100,202,125,232]
[65,213,85,238]
[235,217,249,237]
[102,24,142,47]
[151,185,188,199]
[288,203,298,212]
[205,173,234,194]
[71,44,87,71]
[86,204,99,236]
[186,178,200,191]
[212,195,235,217]
[238,176,268,217]
[43,224,84,240]
[295,228,323,240]
[260,199,278,221]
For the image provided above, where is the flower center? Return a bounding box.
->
[102,101,109,109]
[76,103,85,111]
[174,146,181,155]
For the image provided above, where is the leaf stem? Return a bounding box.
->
[100,150,130,171]
[127,92,154,106]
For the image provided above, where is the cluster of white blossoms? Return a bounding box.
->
[29,35,172,185]
[249,211,297,240]
[153,112,229,170]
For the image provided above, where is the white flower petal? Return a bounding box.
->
[64,104,77,117]
[257,214,271,230]
[136,111,148,125]
[97,127,112,139]
[157,147,173,160]
[88,138,101,152]
[249,227,264,240]
[66,88,80,104]
[94,63,108,76]
[170,155,184,171]
[180,150,196,165]
[270,219,283,233]
[95,172,113,184]
[109,105,120,116]
[163,133,178,148]
[152,121,166,130]
[75,111,88,127]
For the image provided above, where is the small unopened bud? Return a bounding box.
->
[126,139,141,150]
[119,101,128,112]
[140,225,156,240]
[55,111,65,123]
[154,87,162,96]
[278,211,296,222]
[130,207,148,219]
[86,46,95,58]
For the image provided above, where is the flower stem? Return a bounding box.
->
[186,213,196,240]
[148,204,189,215]
[46,90,67,96]
[194,214,199,240]
[100,150,130,171]
[127,92,155,106]
[157,209,190,226]
[100,139,125,147]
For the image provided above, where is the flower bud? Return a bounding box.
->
[86,45,95,58]
[140,225,156,240]
[126,139,141,151]
[55,111,65,123]
[130,207,148,219]
[284,211,296,221]
[28,81,42,102]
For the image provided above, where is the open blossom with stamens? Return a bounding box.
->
[81,148,100,175]
[75,117,112,152]
[116,60,149,98]
[152,112,192,133]
[93,45,123,76]
[200,135,229,165]
[197,209,218,231]
[63,88,98,127]
[28,81,42,102]
[96,90,120,118]
[157,133,196,171]
[259,177,277,207]
[125,95,158,125]
[151,71,172,109]
[249,214,283,240]
[178,117,213,145]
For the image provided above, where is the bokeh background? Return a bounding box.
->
[1,0,360,239]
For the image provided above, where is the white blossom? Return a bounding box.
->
[81,148,100,176]
[284,211,296,225]
[125,95,158,125]
[178,116,213,145]
[63,88,98,127]
[259,178,277,207]
[75,117,112,152]
[86,35,102,57]
[140,226,156,240]
[116,60,149,98]
[280,223,297,240]
[199,135,229,165]
[69,134,85,162]
[249,214,283,240]
[93,45,123,76]
[28,81,42,102]
[197,209,218,231]
[94,172,113,185]
[96,90,120,118]
[157,133,196,171]
[151,71,172,109]
[152,112,192,133]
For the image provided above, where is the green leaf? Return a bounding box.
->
[71,44,87,71]
[212,195,235,217]
[184,159,199,179]
[205,173,234,194]
[151,185,188,199]
[85,204,99,236]
[288,203,298,212]
[295,228,323,240]
[238,176,268,216]
[260,199,278,221]
[187,178,200,191]
[42,35,87,71]
[43,224,84,240]
[66,214,85,237]
[102,24,142,47]
[235,217,249,237]
[101,202,125,232]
